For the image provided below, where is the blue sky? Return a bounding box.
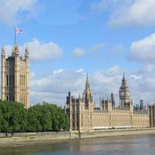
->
[1,0,155,106]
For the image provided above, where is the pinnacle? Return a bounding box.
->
[122,72,126,81]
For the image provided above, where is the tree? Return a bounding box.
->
[9,102,28,134]
[0,100,28,135]
[40,104,52,131]
[27,104,42,132]
[0,100,69,134]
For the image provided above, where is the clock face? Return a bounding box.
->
[127,92,130,96]
[121,92,124,96]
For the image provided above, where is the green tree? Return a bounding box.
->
[0,100,12,135]
[0,100,69,134]
[9,102,28,134]
[27,104,42,132]
[40,104,52,131]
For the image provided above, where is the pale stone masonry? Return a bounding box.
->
[149,104,155,127]
[1,44,30,108]
[66,74,149,131]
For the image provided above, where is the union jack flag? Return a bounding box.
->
[16,27,24,34]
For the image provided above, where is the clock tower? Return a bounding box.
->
[119,73,130,107]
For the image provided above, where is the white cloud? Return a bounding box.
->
[92,66,122,103]
[53,69,64,75]
[130,75,142,80]
[73,48,86,57]
[75,69,84,73]
[109,0,155,27]
[129,33,155,63]
[89,0,155,27]
[4,39,63,62]
[28,39,63,62]
[30,69,86,105]
[129,76,155,105]
[136,64,155,74]
[0,0,38,26]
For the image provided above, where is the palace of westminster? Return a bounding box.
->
[1,44,155,131]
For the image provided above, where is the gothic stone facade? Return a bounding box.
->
[1,45,30,108]
[66,74,149,131]
[149,104,155,127]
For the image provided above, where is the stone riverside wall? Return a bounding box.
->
[0,131,71,144]
[1,128,155,144]
[78,128,155,139]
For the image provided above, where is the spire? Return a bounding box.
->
[122,72,125,81]
[87,73,89,80]
[25,44,29,53]
[120,73,128,89]
[82,74,93,104]
[25,44,29,58]
[110,92,113,100]
[85,73,90,91]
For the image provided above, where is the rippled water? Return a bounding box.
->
[1,134,155,155]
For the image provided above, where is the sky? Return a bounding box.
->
[1,0,155,107]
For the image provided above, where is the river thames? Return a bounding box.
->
[1,134,155,155]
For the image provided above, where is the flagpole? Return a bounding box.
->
[15,26,16,45]
[14,27,24,45]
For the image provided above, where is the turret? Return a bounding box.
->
[1,46,5,58]
[110,92,115,108]
[12,44,19,56]
[25,44,29,60]
[66,91,71,106]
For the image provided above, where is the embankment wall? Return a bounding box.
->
[79,128,155,139]
[1,128,155,145]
